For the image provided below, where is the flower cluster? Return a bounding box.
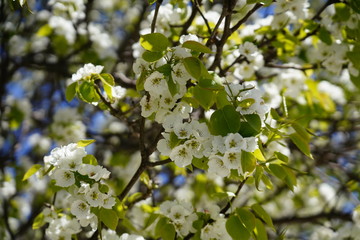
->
[71,63,104,83]
[49,107,86,144]
[159,200,198,236]
[42,143,116,238]
[135,44,194,123]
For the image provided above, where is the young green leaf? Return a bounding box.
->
[236,207,256,233]
[77,139,96,147]
[226,215,251,240]
[241,151,256,173]
[182,40,213,53]
[82,154,98,165]
[32,212,45,229]
[210,105,241,136]
[251,203,274,229]
[142,50,165,62]
[140,33,170,52]
[192,85,215,110]
[183,57,202,80]
[239,114,262,137]
[23,164,42,181]
[99,208,119,230]
[65,82,77,102]
[289,133,313,159]
[254,218,268,240]
[78,81,100,103]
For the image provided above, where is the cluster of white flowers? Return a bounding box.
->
[42,143,116,238]
[201,217,231,240]
[71,63,104,83]
[273,0,309,27]
[134,39,195,123]
[158,119,212,167]
[101,229,145,240]
[159,200,198,236]
[50,107,86,144]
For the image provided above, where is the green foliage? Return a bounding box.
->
[182,40,213,53]
[99,208,119,230]
[65,82,77,102]
[210,105,241,136]
[226,215,251,240]
[140,33,170,52]
[77,139,96,147]
[239,114,262,137]
[22,164,42,181]
[155,217,176,240]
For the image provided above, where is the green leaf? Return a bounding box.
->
[77,139,96,147]
[99,208,119,230]
[78,81,100,103]
[100,73,115,86]
[237,207,256,233]
[254,218,268,240]
[274,151,288,163]
[216,90,231,108]
[283,165,297,191]
[239,114,262,137]
[32,212,45,229]
[210,105,241,136]
[182,40,213,53]
[155,217,176,240]
[261,174,273,190]
[289,133,312,158]
[334,3,351,21]
[198,78,224,91]
[251,203,274,229]
[140,33,170,52]
[167,74,179,96]
[23,164,42,181]
[142,50,164,62]
[65,82,77,102]
[36,24,52,37]
[183,57,202,80]
[269,164,287,180]
[136,70,147,92]
[192,85,215,110]
[318,27,332,45]
[82,154,98,165]
[349,0,360,14]
[254,166,263,190]
[347,46,360,69]
[241,151,256,173]
[254,149,266,162]
[292,122,310,141]
[226,215,251,240]
[192,157,209,170]
[270,108,281,121]
[127,192,143,203]
[350,73,360,90]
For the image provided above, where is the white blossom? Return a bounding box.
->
[71,63,104,83]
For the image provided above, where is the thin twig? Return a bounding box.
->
[220,177,248,214]
[151,0,163,33]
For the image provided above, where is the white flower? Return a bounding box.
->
[239,42,259,61]
[140,95,159,118]
[185,139,202,158]
[44,143,86,170]
[119,233,145,240]
[245,137,258,152]
[85,183,104,207]
[169,205,188,223]
[71,200,90,219]
[103,196,116,209]
[78,164,111,181]
[52,169,75,187]
[208,155,230,177]
[223,151,241,169]
[71,63,104,82]
[157,134,172,156]
[170,145,193,167]
[172,63,191,84]
[112,86,126,99]
[224,133,246,151]
[180,34,200,44]
[144,71,168,97]
[174,122,192,139]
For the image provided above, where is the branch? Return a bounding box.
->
[230,3,263,35]
[312,0,341,21]
[273,211,352,225]
[220,177,248,214]
[151,0,163,33]
[180,2,198,36]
